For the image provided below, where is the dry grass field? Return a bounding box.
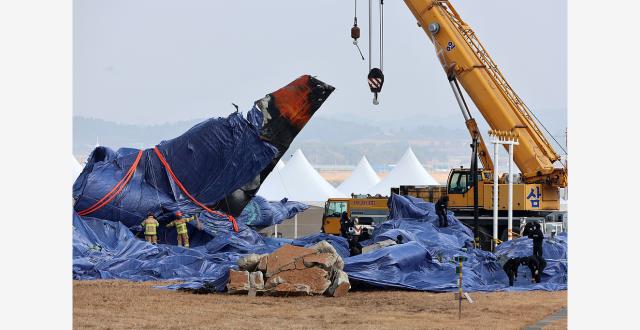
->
[74,280,566,329]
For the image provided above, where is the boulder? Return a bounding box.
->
[227,270,250,294]
[257,255,268,272]
[237,253,266,272]
[325,269,351,297]
[266,267,331,294]
[268,283,311,296]
[249,271,264,290]
[303,253,337,270]
[226,243,350,297]
[265,244,315,277]
[308,240,344,270]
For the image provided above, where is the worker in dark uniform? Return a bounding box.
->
[531,222,544,257]
[339,212,350,238]
[348,233,362,256]
[522,221,535,238]
[359,227,371,242]
[502,257,526,286]
[525,254,547,283]
[435,195,449,228]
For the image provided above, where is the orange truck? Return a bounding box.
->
[321,196,389,235]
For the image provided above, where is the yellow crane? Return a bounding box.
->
[405,0,566,185]
[400,0,566,205]
[399,0,568,242]
[329,1,568,242]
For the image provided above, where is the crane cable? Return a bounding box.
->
[529,111,568,166]
[352,0,364,60]
[379,0,383,71]
[368,0,372,71]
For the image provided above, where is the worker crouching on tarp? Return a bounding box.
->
[141,213,160,244]
[525,254,547,283]
[435,195,449,228]
[502,257,526,286]
[167,211,195,248]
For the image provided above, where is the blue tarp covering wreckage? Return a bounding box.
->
[73,194,567,292]
[72,75,566,293]
[343,194,567,292]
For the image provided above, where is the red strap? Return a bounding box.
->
[153,147,239,232]
[78,150,144,216]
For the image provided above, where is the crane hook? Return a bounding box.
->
[368,67,384,105]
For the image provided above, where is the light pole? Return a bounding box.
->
[489,130,520,246]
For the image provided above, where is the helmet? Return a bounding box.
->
[175,211,183,217]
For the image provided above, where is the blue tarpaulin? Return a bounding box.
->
[73,110,278,229]
[239,197,308,230]
[73,193,566,292]
[342,194,567,291]
[73,208,339,292]
[73,75,336,228]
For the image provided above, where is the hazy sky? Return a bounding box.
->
[74,0,567,130]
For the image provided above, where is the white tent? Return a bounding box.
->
[72,155,83,180]
[370,147,438,195]
[256,160,288,201]
[337,156,380,195]
[261,149,346,204]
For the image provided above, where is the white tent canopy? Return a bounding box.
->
[256,160,287,201]
[337,156,380,195]
[72,155,83,180]
[257,149,346,204]
[370,147,438,195]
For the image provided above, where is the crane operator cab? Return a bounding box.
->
[446,168,490,208]
[322,199,348,235]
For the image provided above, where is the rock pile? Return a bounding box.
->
[227,241,350,297]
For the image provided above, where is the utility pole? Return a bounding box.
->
[470,138,479,244]
[489,130,519,245]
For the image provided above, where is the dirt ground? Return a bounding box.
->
[74,280,566,329]
[544,318,567,329]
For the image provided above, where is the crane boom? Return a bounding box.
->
[403,0,567,187]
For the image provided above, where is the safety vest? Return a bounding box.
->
[141,217,159,235]
[171,216,194,235]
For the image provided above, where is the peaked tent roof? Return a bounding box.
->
[72,155,83,180]
[370,147,439,195]
[337,156,381,195]
[260,149,346,203]
[256,160,288,201]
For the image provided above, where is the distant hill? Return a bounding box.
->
[73,117,203,157]
[73,113,565,172]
